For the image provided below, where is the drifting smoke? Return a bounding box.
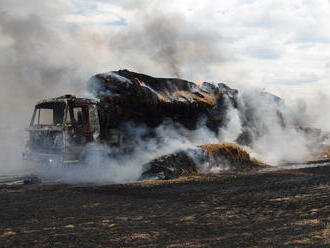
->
[218,102,242,143]
[143,13,184,78]
[0,1,89,174]
[40,122,218,184]
[137,12,221,78]
[106,0,224,79]
[236,90,312,164]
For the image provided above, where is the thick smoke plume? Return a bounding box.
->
[108,11,221,78]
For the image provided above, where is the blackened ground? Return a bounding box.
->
[0,165,329,247]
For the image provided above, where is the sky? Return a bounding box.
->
[1,0,330,104]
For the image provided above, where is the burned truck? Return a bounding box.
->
[23,95,108,165]
[23,70,240,166]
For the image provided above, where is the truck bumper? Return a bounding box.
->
[22,151,82,166]
[22,151,63,166]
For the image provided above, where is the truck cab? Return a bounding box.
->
[23,95,102,165]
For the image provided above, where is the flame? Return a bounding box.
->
[135,77,143,87]
[197,81,203,89]
[196,75,205,89]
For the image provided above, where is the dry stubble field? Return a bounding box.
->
[0,165,329,247]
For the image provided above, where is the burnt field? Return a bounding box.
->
[0,165,329,248]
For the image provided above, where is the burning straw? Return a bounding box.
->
[199,143,272,171]
[142,143,272,180]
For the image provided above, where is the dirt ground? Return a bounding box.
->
[0,165,329,248]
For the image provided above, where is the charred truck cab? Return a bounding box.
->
[23,95,121,166]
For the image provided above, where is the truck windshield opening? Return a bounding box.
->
[32,102,66,126]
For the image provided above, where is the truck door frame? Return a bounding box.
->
[71,103,93,144]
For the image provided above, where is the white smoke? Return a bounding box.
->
[217,89,319,165]
[218,107,242,143]
[38,122,218,184]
